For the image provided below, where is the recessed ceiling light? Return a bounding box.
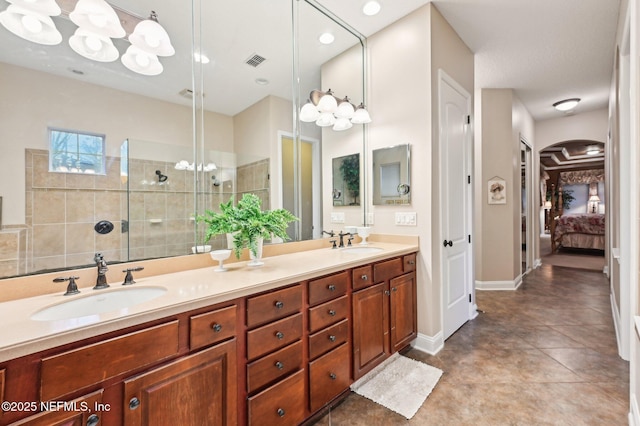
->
[553,98,580,111]
[318,32,334,45]
[255,78,269,85]
[194,51,210,64]
[362,1,381,16]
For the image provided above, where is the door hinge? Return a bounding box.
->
[467,175,471,184]
[469,294,472,303]
[468,234,471,243]
[466,115,471,124]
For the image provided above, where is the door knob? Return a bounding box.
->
[443,240,453,247]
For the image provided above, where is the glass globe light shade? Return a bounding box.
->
[335,98,355,119]
[351,104,372,124]
[69,0,125,38]
[333,118,353,131]
[315,112,336,127]
[317,91,338,113]
[129,17,175,56]
[0,4,61,45]
[121,45,163,76]
[300,101,320,122]
[69,27,119,62]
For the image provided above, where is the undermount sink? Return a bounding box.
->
[341,246,384,254]
[30,286,167,321]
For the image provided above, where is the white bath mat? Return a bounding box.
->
[351,353,443,419]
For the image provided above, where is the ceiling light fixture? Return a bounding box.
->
[553,98,580,112]
[318,32,334,45]
[362,1,381,16]
[300,89,371,131]
[586,145,600,155]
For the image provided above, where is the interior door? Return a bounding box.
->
[439,72,472,340]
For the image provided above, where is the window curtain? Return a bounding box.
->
[558,169,604,186]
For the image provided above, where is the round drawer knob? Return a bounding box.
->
[129,397,140,410]
[274,301,284,309]
[328,284,336,291]
[361,274,368,281]
[329,373,337,380]
[275,361,284,370]
[408,260,416,265]
[275,331,285,339]
[328,309,336,316]
[328,335,336,342]
[211,323,222,332]
[277,408,286,417]
[87,414,100,426]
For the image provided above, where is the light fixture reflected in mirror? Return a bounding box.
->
[0,3,62,45]
[129,11,175,57]
[68,27,118,62]
[69,0,125,38]
[300,89,371,131]
[121,45,162,76]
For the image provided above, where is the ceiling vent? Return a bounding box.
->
[245,54,266,68]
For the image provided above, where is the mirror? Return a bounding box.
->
[0,0,366,279]
[372,144,411,205]
[332,154,360,206]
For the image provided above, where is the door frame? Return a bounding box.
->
[520,137,534,275]
[437,69,475,340]
[277,131,321,240]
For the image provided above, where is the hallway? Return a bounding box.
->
[314,265,629,425]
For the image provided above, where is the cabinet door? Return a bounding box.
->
[352,282,389,380]
[124,339,237,426]
[9,390,103,426]
[390,273,418,352]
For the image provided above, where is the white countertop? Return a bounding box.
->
[0,241,417,363]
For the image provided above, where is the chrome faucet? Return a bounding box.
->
[93,252,110,290]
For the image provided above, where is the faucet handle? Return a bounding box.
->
[54,276,80,296]
[122,266,144,285]
[329,239,337,249]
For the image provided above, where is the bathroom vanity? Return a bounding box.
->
[0,241,417,425]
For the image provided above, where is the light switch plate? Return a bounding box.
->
[395,212,417,226]
[366,212,374,225]
[331,212,345,223]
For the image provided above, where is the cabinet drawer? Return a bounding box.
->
[308,295,349,333]
[41,321,179,401]
[247,313,303,361]
[10,389,104,426]
[248,369,305,426]
[373,257,403,282]
[309,318,349,360]
[247,285,302,328]
[403,253,417,272]
[247,341,302,394]
[352,264,373,291]
[309,343,351,412]
[190,304,237,350]
[308,271,348,306]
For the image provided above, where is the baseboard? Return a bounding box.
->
[610,292,625,359]
[475,276,522,291]
[411,331,443,355]
[630,393,640,426]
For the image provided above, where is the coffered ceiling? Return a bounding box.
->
[539,141,605,171]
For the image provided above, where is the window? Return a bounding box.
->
[49,128,106,174]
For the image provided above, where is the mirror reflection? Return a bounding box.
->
[0,0,366,279]
[332,154,360,206]
[372,144,411,205]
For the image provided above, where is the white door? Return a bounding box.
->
[439,71,472,339]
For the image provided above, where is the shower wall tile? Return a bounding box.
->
[66,223,95,255]
[96,191,122,222]
[32,224,65,257]
[32,255,65,274]
[66,192,95,224]
[66,172,95,190]
[0,260,18,278]
[33,191,65,224]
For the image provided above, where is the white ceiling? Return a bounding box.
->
[318,0,621,121]
[0,0,621,121]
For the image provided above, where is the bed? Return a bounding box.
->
[552,213,605,252]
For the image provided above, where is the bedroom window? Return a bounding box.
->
[49,128,106,175]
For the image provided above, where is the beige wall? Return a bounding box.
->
[361,4,473,338]
[536,108,609,150]
[0,62,235,226]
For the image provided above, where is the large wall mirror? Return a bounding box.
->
[0,0,366,279]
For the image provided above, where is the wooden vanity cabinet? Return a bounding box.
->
[245,284,305,426]
[352,256,418,380]
[9,390,104,426]
[123,339,237,426]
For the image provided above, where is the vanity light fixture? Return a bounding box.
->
[174,161,216,172]
[0,1,62,45]
[128,10,174,57]
[552,98,580,112]
[69,0,125,38]
[300,89,371,131]
[121,44,162,75]
[68,27,119,62]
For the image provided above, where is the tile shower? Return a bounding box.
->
[0,146,269,279]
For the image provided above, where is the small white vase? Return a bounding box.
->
[248,236,264,267]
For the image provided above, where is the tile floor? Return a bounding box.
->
[314,264,629,425]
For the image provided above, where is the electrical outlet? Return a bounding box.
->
[331,212,345,223]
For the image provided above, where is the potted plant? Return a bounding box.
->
[198,193,298,263]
